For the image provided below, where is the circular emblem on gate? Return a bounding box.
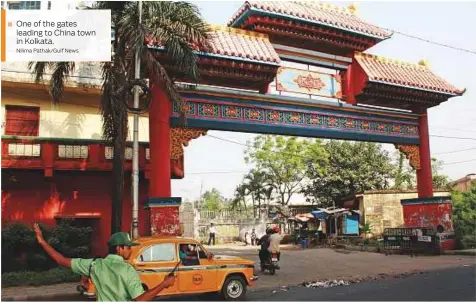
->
[192,274,203,285]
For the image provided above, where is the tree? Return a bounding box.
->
[432,158,450,189]
[29,2,209,234]
[393,151,416,190]
[197,188,225,211]
[231,184,248,211]
[302,141,394,207]
[245,135,327,205]
[241,169,273,217]
[452,181,476,249]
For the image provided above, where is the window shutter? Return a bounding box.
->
[5,106,40,136]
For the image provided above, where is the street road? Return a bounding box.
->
[250,265,476,301]
[40,265,475,301]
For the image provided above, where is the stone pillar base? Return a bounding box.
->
[144,197,182,236]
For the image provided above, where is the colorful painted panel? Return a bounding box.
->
[276,67,342,98]
[172,98,419,142]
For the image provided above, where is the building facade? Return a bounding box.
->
[451,174,476,192]
[354,190,451,235]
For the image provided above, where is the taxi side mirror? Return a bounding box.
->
[207,253,214,260]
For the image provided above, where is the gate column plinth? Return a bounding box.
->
[144,198,182,236]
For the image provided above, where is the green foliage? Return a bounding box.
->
[231,183,248,211]
[432,158,450,189]
[452,182,476,249]
[195,188,226,211]
[360,223,373,234]
[1,221,92,273]
[302,141,394,207]
[393,151,416,190]
[245,135,327,205]
[2,267,78,287]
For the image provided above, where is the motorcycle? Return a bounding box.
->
[260,252,280,275]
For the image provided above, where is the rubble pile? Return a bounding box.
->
[302,279,350,288]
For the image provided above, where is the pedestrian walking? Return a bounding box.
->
[33,223,175,301]
[208,223,217,246]
[251,228,257,246]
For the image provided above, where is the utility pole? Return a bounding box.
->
[131,0,142,239]
[333,199,338,237]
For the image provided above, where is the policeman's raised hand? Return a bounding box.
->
[33,223,46,245]
[163,275,175,288]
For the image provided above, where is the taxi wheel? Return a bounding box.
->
[222,276,247,301]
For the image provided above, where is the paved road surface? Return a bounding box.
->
[251,265,476,301]
[39,265,475,301]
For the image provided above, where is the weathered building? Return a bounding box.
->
[351,190,450,235]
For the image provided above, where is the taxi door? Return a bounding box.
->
[177,243,217,293]
[134,242,179,296]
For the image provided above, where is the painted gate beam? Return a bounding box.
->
[171,92,420,145]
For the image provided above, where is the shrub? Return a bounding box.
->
[452,182,476,249]
[2,267,78,287]
[1,220,92,273]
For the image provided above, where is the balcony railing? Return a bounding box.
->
[1,135,155,176]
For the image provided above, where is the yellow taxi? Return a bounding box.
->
[78,236,258,300]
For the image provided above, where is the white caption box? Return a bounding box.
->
[5,10,111,61]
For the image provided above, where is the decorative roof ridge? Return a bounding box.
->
[354,52,466,95]
[301,1,356,17]
[354,52,427,70]
[228,1,392,39]
[208,24,270,40]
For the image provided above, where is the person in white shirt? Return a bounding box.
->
[208,223,217,246]
[268,226,283,261]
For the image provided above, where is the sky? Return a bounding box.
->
[169,1,476,203]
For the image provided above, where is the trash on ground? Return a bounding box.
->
[301,279,350,288]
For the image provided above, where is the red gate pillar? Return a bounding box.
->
[149,85,171,198]
[416,109,434,198]
[145,84,181,236]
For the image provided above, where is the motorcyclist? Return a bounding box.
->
[257,227,273,265]
[268,226,283,267]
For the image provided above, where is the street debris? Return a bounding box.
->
[300,271,427,289]
[302,279,350,288]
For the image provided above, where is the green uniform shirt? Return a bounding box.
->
[72,254,144,301]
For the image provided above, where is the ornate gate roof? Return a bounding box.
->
[229,1,391,39]
[354,52,463,95]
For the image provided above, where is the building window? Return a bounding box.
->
[5,105,40,136]
[105,146,133,160]
[7,1,41,9]
[58,145,89,159]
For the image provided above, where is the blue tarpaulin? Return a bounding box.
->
[311,210,327,219]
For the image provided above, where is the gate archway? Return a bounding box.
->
[143,2,464,236]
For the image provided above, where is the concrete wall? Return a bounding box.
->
[179,208,269,244]
[359,191,450,236]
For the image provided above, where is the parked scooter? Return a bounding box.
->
[260,252,280,275]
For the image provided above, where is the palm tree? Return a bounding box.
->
[232,183,248,211]
[29,1,210,234]
[244,169,271,218]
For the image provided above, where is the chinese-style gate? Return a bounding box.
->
[144,2,464,237]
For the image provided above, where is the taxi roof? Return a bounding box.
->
[133,236,200,245]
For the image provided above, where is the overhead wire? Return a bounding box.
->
[441,159,476,166]
[433,147,476,155]
[430,135,476,141]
